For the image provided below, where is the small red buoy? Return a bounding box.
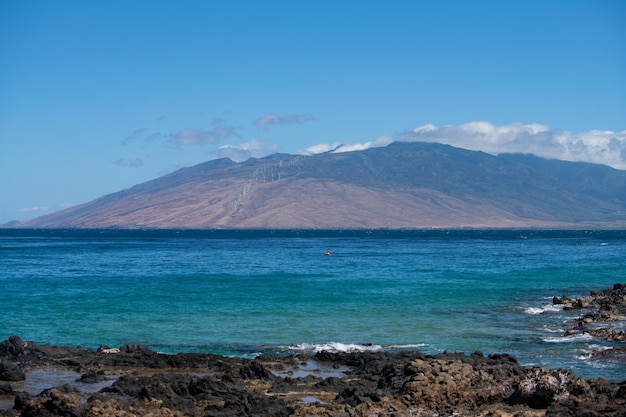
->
[325,250,331,256]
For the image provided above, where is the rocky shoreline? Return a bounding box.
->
[553,283,626,362]
[1,284,625,417]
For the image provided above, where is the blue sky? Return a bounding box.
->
[1,0,625,224]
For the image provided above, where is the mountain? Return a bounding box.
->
[11,142,626,229]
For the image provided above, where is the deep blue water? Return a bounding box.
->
[1,229,625,381]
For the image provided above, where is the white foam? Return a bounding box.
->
[525,304,561,315]
[542,333,594,343]
[539,325,564,333]
[289,342,383,353]
[573,343,607,360]
[388,343,428,349]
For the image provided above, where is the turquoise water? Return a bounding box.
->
[1,229,625,381]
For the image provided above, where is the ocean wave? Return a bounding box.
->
[576,345,611,361]
[286,342,428,353]
[542,333,594,343]
[525,304,562,315]
[287,342,384,353]
[387,343,428,349]
[539,325,564,333]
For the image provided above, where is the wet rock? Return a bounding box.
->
[587,328,626,341]
[553,295,585,310]
[16,388,85,417]
[239,359,274,379]
[40,383,78,397]
[0,384,15,397]
[590,346,626,361]
[0,337,26,359]
[77,369,108,382]
[0,361,24,382]
[556,284,626,352]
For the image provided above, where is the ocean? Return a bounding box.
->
[1,228,625,381]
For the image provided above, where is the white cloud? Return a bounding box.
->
[255,113,315,128]
[333,135,394,154]
[215,139,279,162]
[168,127,237,146]
[298,142,342,155]
[297,135,394,156]
[412,123,437,134]
[399,122,626,169]
[294,123,626,169]
[255,114,280,127]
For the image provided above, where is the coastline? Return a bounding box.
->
[0,338,624,417]
[1,284,625,417]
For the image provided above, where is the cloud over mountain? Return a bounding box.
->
[401,122,626,169]
[301,122,626,170]
[216,139,279,162]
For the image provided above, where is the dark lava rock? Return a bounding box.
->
[0,361,24,382]
[0,337,25,358]
[77,369,108,383]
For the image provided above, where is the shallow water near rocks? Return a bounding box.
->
[1,229,625,381]
[268,360,349,379]
[0,369,117,409]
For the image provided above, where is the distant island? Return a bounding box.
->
[8,141,626,229]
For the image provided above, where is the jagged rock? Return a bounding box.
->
[77,369,109,382]
[0,321,624,416]
[0,337,26,358]
[588,328,626,341]
[0,361,24,382]
[555,284,626,346]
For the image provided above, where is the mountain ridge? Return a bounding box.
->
[9,141,626,229]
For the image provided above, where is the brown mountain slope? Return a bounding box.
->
[12,142,626,229]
